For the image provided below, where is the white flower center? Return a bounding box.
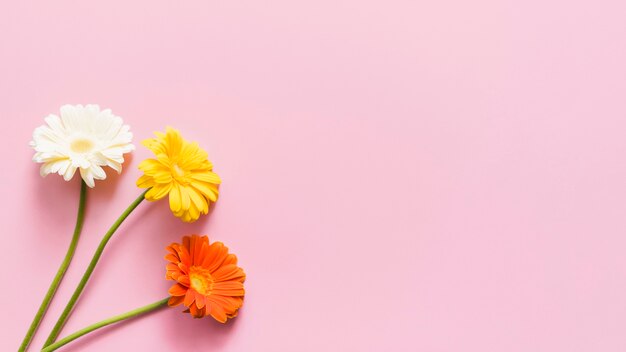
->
[70,138,95,153]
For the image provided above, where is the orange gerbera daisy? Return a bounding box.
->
[165,235,245,323]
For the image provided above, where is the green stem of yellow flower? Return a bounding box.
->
[43,189,149,348]
[41,297,169,352]
[18,181,88,352]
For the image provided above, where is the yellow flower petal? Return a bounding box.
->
[169,183,182,212]
[192,182,218,202]
[145,183,172,201]
[189,171,221,184]
[136,174,155,188]
[187,188,209,214]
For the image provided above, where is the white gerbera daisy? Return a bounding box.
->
[30,104,135,187]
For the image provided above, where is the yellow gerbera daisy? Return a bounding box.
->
[137,127,221,222]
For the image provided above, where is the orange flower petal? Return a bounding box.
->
[168,283,187,296]
[209,304,228,323]
[222,253,238,266]
[164,253,179,263]
[203,242,228,271]
[168,296,184,307]
[189,235,198,263]
[212,264,245,282]
[207,295,243,313]
[211,281,245,296]
[189,303,205,318]
[195,292,206,309]
[194,240,209,266]
[192,236,206,265]
[183,289,195,307]
[182,236,191,252]
[166,263,180,272]
[177,275,190,287]
[177,245,191,267]
[166,245,178,255]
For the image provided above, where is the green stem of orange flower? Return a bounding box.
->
[43,189,149,348]
[18,181,88,352]
[41,297,169,352]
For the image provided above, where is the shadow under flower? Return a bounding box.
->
[159,305,242,351]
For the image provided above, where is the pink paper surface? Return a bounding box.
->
[2,1,626,351]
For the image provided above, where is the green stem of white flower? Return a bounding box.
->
[18,181,88,352]
[43,189,149,348]
[41,298,169,352]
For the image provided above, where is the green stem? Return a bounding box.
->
[43,189,149,347]
[18,181,88,352]
[41,298,169,352]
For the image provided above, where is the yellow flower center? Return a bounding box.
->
[70,138,94,153]
[172,163,185,177]
[189,266,214,295]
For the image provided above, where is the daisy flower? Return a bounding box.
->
[166,235,245,322]
[137,127,221,222]
[30,104,135,187]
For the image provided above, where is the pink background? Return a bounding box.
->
[1,1,626,351]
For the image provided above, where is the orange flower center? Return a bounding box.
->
[189,266,214,295]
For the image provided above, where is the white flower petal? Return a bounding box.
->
[44,114,65,135]
[64,165,78,181]
[108,160,123,173]
[60,105,81,132]
[80,167,95,188]
[57,159,70,176]
[90,164,106,180]
[40,163,53,177]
